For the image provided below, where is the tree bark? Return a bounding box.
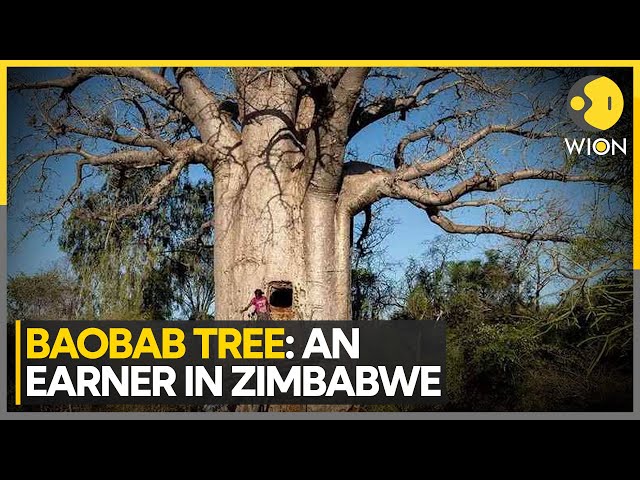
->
[214,178,352,320]
[213,71,352,320]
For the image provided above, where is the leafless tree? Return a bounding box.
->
[9,67,610,319]
[351,202,398,321]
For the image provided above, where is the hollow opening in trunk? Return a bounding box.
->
[268,281,294,320]
[269,282,293,308]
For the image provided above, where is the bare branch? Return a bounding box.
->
[283,69,305,90]
[338,161,389,215]
[11,67,177,102]
[128,96,156,137]
[439,197,531,213]
[327,67,348,86]
[11,67,240,158]
[303,68,371,194]
[355,205,372,256]
[380,177,440,205]
[333,67,371,116]
[550,251,625,282]
[379,167,599,208]
[348,72,459,139]
[425,207,571,242]
[398,109,553,182]
[340,160,605,219]
[10,148,87,198]
[60,122,172,156]
[10,138,214,232]
[173,67,240,148]
[11,146,169,243]
[307,67,349,87]
[10,69,97,92]
[394,110,477,168]
[433,168,597,206]
[38,158,92,226]
[74,156,190,222]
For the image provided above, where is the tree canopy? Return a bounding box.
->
[9,67,620,244]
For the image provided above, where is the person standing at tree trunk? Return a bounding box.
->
[242,289,271,320]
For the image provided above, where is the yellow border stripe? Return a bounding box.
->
[0,66,6,206]
[15,320,21,406]
[635,67,639,270]
[0,59,639,68]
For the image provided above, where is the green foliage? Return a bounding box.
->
[59,169,214,320]
[72,248,154,320]
[392,249,526,324]
[543,274,633,374]
[404,284,432,321]
[467,323,539,375]
[8,268,79,321]
[447,322,540,410]
[389,247,632,412]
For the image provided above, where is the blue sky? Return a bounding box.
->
[7,67,601,283]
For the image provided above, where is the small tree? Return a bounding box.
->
[59,170,214,320]
[351,203,396,321]
[8,267,80,321]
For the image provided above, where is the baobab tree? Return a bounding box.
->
[9,67,610,320]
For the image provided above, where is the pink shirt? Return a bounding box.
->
[251,296,269,313]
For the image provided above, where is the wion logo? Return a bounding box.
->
[564,75,627,157]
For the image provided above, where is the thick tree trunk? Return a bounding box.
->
[212,71,352,320]
[214,179,352,320]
